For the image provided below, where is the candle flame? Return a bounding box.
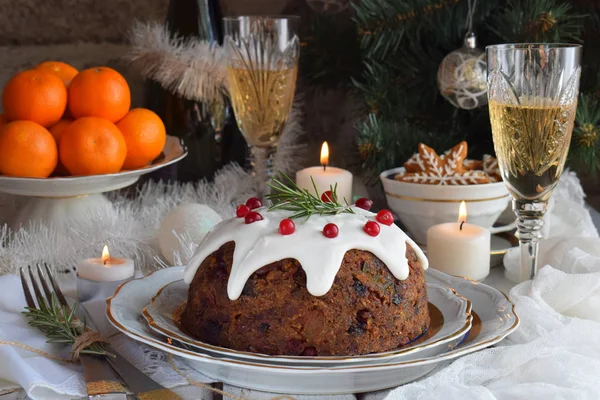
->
[320,141,329,167]
[458,201,467,224]
[101,245,110,264]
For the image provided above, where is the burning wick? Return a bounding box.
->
[101,245,110,266]
[320,141,329,172]
[458,200,467,232]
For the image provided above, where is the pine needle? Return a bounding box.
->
[266,173,355,220]
[22,293,110,358]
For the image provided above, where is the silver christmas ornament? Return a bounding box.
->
[437,33,487,110]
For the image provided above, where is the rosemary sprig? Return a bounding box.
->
[266,173,355,220]
[22,293,110,358]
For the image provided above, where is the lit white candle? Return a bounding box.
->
[426,201,490,281]
[295,142,353,203]
[77,245,135,282]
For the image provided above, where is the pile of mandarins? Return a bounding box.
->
[0,61,166,178]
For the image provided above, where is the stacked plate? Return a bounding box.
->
[107,267,519,394]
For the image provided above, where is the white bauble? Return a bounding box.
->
[437,34,487,110]
[158,203,222,265]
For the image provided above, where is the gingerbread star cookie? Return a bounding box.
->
[482,154,501,182]
[394,141,494,185]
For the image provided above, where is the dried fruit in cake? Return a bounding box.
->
[59,117,126,175]
[116,108,166,170]
[36,61,79,86]
[68,67,131,122]
[2,69,67,127]
[0,121,57,178]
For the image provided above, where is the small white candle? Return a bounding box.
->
[296,142,353,203]
[77,245,135,282]
[426,201,490,281]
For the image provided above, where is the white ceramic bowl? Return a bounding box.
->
[380,167,511,244]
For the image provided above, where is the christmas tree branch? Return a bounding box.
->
[570,94,600,175]
[488,0,586,43]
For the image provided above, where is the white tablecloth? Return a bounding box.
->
[2,172,600,399]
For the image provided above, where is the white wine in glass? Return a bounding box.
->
[224,16,300,197]
[487,44,581,282]
[227,65,298,148]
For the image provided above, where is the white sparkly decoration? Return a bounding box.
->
[159,204,222,265]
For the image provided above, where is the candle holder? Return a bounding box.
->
[77,276,133,304]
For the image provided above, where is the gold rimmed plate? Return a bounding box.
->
[141,280,472,367]
[106,267,519,394]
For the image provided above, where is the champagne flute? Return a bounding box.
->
[486,44,581,282]
[223,16,300,197]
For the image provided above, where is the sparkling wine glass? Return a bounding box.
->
[223,16,300,197]
[486,44,582,282]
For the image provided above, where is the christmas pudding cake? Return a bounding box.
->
[181,181,430,356]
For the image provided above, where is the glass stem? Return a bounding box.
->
[513,199,547,282]
[249,145,277,200]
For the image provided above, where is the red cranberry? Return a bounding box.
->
[279,218,296,235]
[245,197,263,210]
[355,197,373,210]
[376,209,394,226]
[320,190,334,203]
[322,223,339,238]
[244,211,263,224]
[364,220,380,237]
[236,204,250,218]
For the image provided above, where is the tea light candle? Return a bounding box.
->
[426,201,491,281]
[296,142,353,203]
[77,245,135,282]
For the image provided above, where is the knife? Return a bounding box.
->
[77,304,183,400]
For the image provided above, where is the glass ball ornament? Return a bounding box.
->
[437,34,488,110]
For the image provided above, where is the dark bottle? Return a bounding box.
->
[144,0,246,183]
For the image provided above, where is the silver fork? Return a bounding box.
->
[20,264,183,400]
[20,264,129,399]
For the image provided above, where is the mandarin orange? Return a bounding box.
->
[2,69,67,127]
[68,67,130,122]
[59,117,127,175]
[36,61,79,86]
[48,118,73,143]
[116,108,166,170]
[0,121,57,178]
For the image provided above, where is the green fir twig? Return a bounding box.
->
[266,173,355,220]
[22,293,110,359]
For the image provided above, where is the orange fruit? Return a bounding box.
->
[2,69,67,127]
[36,61,79,86]
[116,108,167,170]
[0,114,7,130]
[48,118,73,176]
[48,118,73,144]
[59,117,126,175]
[68,67,130,123]
[0,121,57,178]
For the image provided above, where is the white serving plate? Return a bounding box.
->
[0,135,186,197]
[107,267,519,394]
[142,279,472,367]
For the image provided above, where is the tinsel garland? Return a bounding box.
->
[0,164,254,279]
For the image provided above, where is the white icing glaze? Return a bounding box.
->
[183,206,428,300]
